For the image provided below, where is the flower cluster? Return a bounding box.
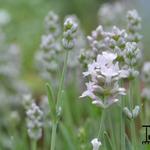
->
[126,9,142,42]
[141,62,150,100]
[80,10,142,80]
[79,25,128,67]
[26,102,44,140]
[62,17,78,50]
[80,52,126,108]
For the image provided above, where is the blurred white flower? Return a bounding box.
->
[44,11,61,37]
[127,9,142,42]
[142,62,150,83]
[91,138,101,150]
[98,2,125,27]
[26,103,44,140]
[0,10,10,27]
[141,62,150,100]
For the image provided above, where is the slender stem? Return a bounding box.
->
[50,51,69,150]
[128,80,137,150]
[97,109,106,139]
[50,122,57,150]
[56,51,69,109]
[120,81,125,150]
[108,109,117,150]
[31,140,37,150]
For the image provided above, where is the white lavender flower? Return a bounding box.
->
[80,25,128,67]
[62,17,78,50]
[66,15,86,68]
[26,103,43,140]
[91,138,101,150]
[127,10,142,42]
[35,11,62,82]
[122,42,141,78]
[81,52,126,108]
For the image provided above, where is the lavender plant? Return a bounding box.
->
[79,8,143,150]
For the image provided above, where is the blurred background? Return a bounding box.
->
[0,0,149,87]
[0,0,150,149]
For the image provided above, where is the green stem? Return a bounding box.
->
[128,80,137,150]
[121,86,125,150]
[51,122,57,150]
[50,51,69,150]
[108,109,117,150]
[56,51,69,109]
[31,140,37,150]
[97,109,106,139]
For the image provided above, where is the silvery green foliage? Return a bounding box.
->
[98,2,125,28]
[26,103,44,140]
[141,62,150,100]
[123,105,140,119]
[80,52,126,108]
[62,16,78,50]
[91,138,101,150]
[126,9,142,42]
